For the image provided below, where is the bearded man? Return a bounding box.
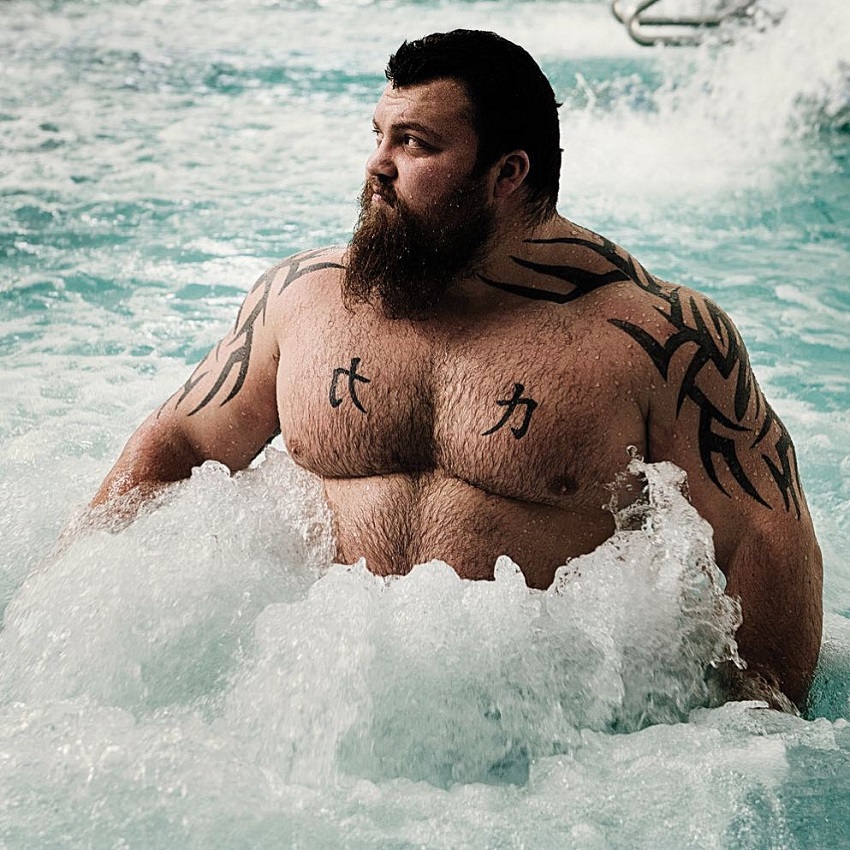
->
[89,30,822,711]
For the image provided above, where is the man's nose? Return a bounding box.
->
[366,139,397,180]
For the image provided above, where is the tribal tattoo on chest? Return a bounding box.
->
[479,234,803,517]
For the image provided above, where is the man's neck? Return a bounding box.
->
[478,211,569,278]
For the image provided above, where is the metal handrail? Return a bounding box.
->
[610,0,764,46]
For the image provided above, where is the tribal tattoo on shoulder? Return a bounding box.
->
[479,233,664,303]
[164,248,344,417]
[611,288,803,518]
[479,234,803,517]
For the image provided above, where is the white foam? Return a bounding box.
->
[1,456,739,771]
[0,456,776,846]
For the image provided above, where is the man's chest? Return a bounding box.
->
[276,312,646,507]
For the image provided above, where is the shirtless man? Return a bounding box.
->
[90,30,822,710]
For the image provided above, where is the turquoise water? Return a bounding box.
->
[1,0,849,847]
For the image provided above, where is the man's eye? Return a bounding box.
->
[403,135,429,150]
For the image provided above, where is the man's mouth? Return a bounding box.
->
[370,181,396,207]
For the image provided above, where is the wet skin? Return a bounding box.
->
[91,79,822,709]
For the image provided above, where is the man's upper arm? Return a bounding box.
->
[156,247,345,471]
[92,249,344,508]
[626,285,823,707]
[154,263,285,473]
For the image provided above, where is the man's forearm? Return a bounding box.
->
[724,523,823,712]
[89,418,204,512]
[53,419,204,551]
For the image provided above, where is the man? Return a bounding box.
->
[89,30,822,710]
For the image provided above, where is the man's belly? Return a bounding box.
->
[322,470,617,590]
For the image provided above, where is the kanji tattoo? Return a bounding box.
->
[482,383,538,439]
[329,356,371,413]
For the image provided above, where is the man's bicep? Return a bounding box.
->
[656,424,822,708]
[157,269,283,471]
[635,290,804,539]
[723,508,822,707]
[672,396,823,707]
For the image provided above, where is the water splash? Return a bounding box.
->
[0,452,843,848]
[0,456,739,781]
[561,0,850,217]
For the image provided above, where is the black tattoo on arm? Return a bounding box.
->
[610,292,802,517]
[168,249,343,417]
[482,383,538,439]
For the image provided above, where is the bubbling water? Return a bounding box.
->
[0,454,752,845]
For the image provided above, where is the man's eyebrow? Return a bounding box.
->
[372,118,446,144]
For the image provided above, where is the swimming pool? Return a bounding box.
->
[1,0,849,846]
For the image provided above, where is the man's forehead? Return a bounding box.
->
[372,79,474,130]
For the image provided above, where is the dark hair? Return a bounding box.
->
[386,30,561,222]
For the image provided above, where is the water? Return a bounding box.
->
[1,0,849,846]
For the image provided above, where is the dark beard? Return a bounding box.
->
[342,178,495,320]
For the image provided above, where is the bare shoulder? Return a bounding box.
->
[529,226,812,524]
[153,245,345,435]
[508,224,821,705]
[258,245,346,309]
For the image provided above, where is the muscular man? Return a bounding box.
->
[89,30,822,710]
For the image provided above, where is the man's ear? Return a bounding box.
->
[493,150,530,199]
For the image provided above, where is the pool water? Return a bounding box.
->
[1,0,849,847]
